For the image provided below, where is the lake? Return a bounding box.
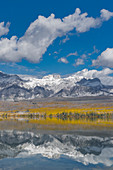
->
[0,117,113,170]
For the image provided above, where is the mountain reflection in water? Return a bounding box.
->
[0,130,113,169]
[0,116,113,169]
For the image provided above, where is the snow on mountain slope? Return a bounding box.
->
[67,68,113,85]
[0,68,113,100]
[0,71,25,90]
[77,78,103,87]
[20,68,113,91]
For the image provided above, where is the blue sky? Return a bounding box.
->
[0,0,113,76]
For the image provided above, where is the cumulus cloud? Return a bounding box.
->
[76,68,113,77]
[81,54,87,58]
[0,36,21,62]
[75,68,113,85]
[0,22,10,37]
[100,9,113,21]
[58,57,69,64]
[75,58,84,66]
[0,8,113,63]
[92,48,113,68]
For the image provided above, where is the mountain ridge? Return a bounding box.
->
[0,69,113,101]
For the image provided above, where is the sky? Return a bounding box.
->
[0,0,113,76]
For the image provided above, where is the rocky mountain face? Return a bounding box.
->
[0,70,113,101]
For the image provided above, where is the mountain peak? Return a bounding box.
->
[77,78,102,87]
[0,70,112,101]
[43,74,61,80]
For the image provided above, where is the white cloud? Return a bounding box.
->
[100,9,113,21]
[0,36,21,62]
[92,48,113,68]
[63,9,113,33]
[0,22,10,37]
[81,54,87,58]
[58,57,68,64]
[60,35,70,44]
[75,58,84,66]
[0,8,113,63]
[67,51,78,57]
[76,68,113,77]
[74,68,113,85]
[54,51,58,54]
[88,45,99,56]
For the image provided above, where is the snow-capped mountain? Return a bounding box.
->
[0,69,113,100]
[0,130,113,167]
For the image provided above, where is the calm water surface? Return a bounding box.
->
[0,117,113,170]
